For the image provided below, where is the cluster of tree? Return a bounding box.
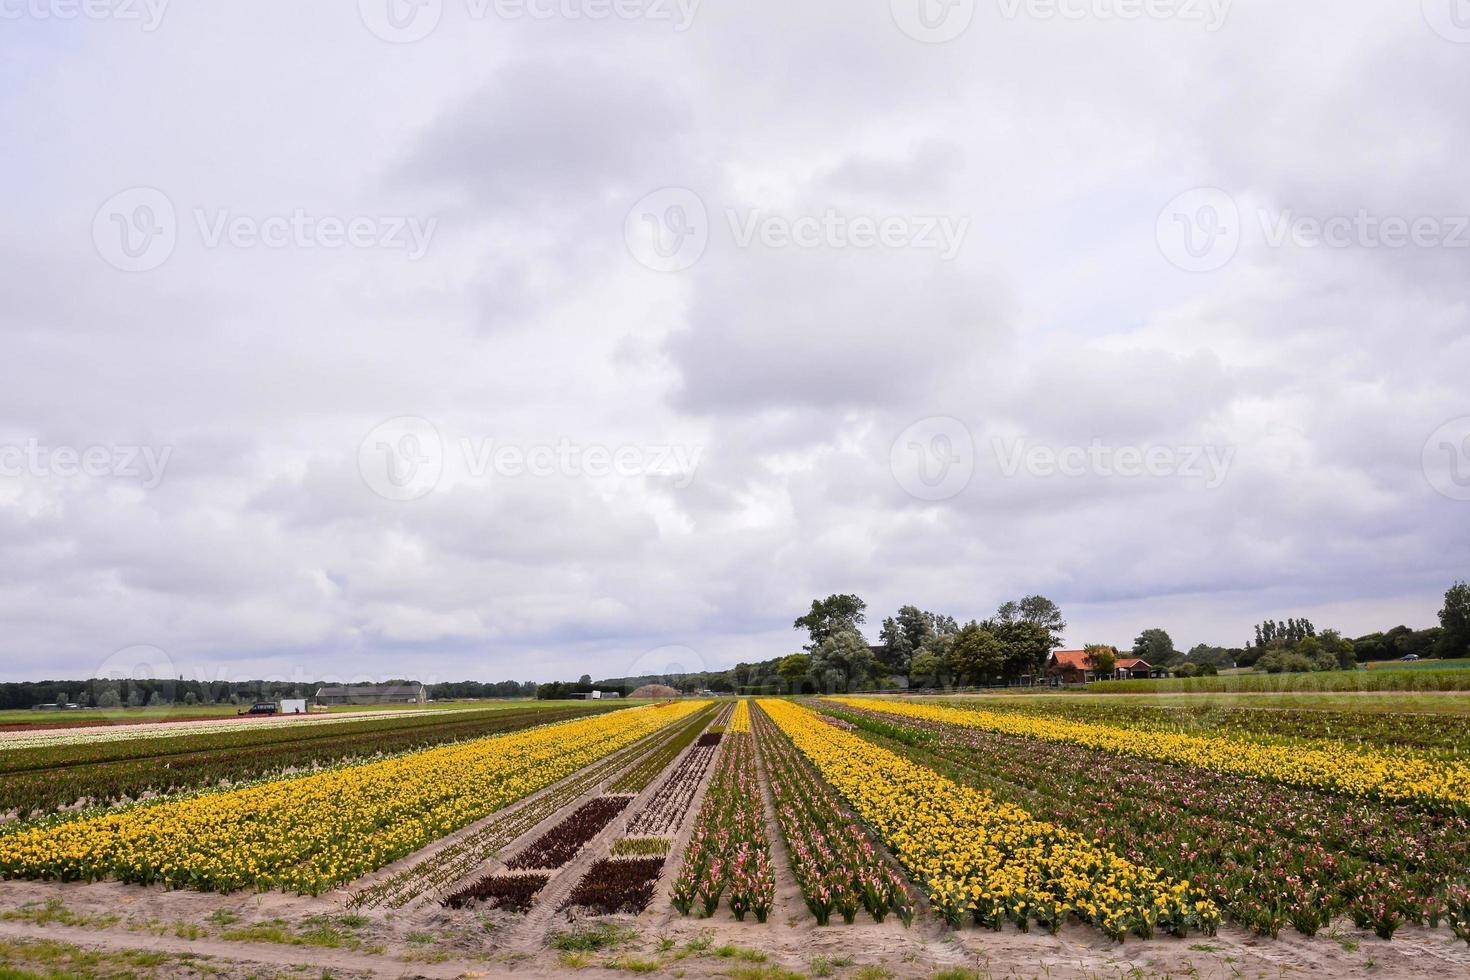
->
[432,679,540,700]
[0,678,322,711]
[776,593,1066,691]
[1251,618,1315,647]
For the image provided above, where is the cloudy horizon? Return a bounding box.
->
[2,1,1467,685]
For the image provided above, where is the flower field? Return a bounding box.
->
[0,703,620,817]
[763,699,1217,940]
[0,700,705,894]
[671,722,774,922]
[751,703,912,926]
[2,690,1462,966]
[832,697,1470,812]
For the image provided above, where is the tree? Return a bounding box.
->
[1132,628,1176,664]
[908,650,945,688]
[794,594,868,650]
[878,606,939,677]
[946,621,1006,686]
[1083,644,1117,677]
[991,619,1053,680]
[809,629,876,691]
[577,674,592,686]
[996,595,1066,651]
[1438,580,1470,660]
[1317,629,1356,670]
[96,689,122,709]
[776,653,811,687]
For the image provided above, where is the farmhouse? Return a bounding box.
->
[314,683,426,706]
[1046,651,1168,683]
[1046,649,1098,684]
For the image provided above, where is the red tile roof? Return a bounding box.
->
[1050,650,1091,670]
[1115,658,1152,670]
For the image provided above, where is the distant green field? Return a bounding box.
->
[1086,666,1470,696]
[1365,658,1470,672]
[0,698,597,728]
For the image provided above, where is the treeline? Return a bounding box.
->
[0,678,539,711]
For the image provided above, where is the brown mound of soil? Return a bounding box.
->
[628,684,680,699]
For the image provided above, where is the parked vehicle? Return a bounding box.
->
[238,702,279,716]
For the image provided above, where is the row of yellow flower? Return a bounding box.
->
[728,699,751,733]
[828,697,1470,813]
[0,701,705,895]
[758,700,1217,940]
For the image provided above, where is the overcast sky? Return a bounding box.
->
[1,1,1467,685]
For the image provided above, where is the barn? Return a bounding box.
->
[314,683,427,706]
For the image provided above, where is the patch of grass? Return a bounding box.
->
[931,970,981,980]
[405,932,436,946]
[549,923,636,953]
[854,967,894,980]
[655,936,677,953]
[0,900,118,930]
[725,968,805,980]
[206,909,241,927]
[335,914,369,929]
[685,932,713,953]
[712,945,766,962]
[559,950,594,969]
[0,938,201,979]
[1188,944,1221,952]
[607,955,662,972]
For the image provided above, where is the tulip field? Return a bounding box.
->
[0,690,1467,978]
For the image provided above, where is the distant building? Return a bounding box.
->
[314,683,426,706]
[572,690,622,700]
